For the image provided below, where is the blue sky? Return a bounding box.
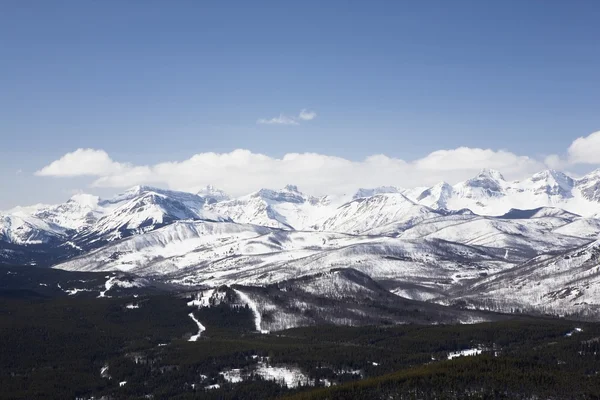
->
[1,1,600,208]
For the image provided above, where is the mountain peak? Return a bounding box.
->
[578,168,600,181]
[353,186,401,200]
[68,193,100,206]
[531,169,570,180]
[255,188,305,204]
[476,168,505,181]
[527,170,574,196]
[197,185,229,203]
[283,184,300,193]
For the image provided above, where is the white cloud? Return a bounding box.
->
[415,147,543,176]
[544,154,566,170]
[35,148,128,177]
[298,109,317,121]
[257,109,317,125]
[540,131,600,169]
[37,147,547,197]
[257,114,299,125]
[567,131,600,165]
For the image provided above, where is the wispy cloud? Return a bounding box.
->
[257,109,317,125]
[298,109,317,121]
[257,114,299,125]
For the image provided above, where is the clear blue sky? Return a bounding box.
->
[1,1,600,207]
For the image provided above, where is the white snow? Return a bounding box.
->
[233,289,269,334]
[220,369,243,383]
[219,362,310,388]
[65,288,92,296]
[566,328,583,337]
[188,312,206,341]
[205,383,221,390]
[98,276,117,298]
[255,363,310,388]
[447,348,483,360]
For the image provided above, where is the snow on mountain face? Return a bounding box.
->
[0,212,67,245]
[196,185,230,204]
[54,216,519,300]
[452,169,506,200]
[402,169,600,217]
[30,194,103,231]
[316,193,438,235]
[398,212,590,260]
[103,185,210,215]
[0,186,229,250]
[353,186,402,200]
[414,182,453,210]
[526,170,574,197]
[55,220,275,274]
[75,190,226,246]
[576,169,600,203]
[206,185,336,230]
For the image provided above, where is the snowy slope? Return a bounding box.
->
[454,239,600,317]
[57,220,273,273]
[54,217,520,304]
[316,193,438,235]
[398,210,590,259]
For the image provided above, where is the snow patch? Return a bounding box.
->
[447,348,483,360]
[566,327,583,337]
[233,289,269,334]
[188,312,206,341]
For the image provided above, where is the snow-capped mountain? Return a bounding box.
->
[0,186,230,255]
[0,212,67,246]
[196,185,230,204]
[74,189,225,246]
[206,185,338,230]
[413,182,454,210]
[403,169,600,217]
[3,168,600,318]
[6,168,600,252]
[316,193,438,235]
[352,186,403,199]
[576,169,600,203]
[17,193,104,232]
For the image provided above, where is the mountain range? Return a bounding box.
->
[3,168,600,319]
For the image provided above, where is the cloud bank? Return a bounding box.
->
[34,131,600,197]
